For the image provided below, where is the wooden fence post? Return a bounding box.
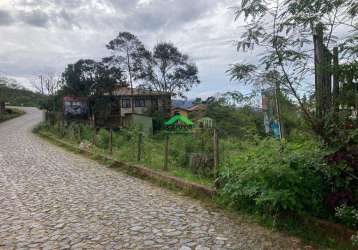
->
[77,125,81,143]
[60,115,65,137]
[213,128,219,177]
[92,128,97,146]
[109,128,113,155]
[137,132,143,162]
[164,134,169,171]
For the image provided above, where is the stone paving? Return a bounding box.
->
[0,108,304,249]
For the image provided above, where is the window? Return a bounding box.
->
[122,99,131,108]
[134,98,145,107]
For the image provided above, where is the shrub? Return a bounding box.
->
[96,129,110,149]
[335,204,358,246]
[79,124,94,141]
[219,138,328,215]
[335,204,358,229]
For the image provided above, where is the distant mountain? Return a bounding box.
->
[172,99,194,109]
[0,79,46,107]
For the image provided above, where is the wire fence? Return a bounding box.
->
[42,112,225,184]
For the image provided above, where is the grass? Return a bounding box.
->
[0,108,25,123]
[34,122,357,250]
[213,197,356,250]
[34,123,214,187]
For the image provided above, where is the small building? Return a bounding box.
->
[122,113,153,135]
[171,107,190,118]
[197,117,214,128]
[0,101,5,113]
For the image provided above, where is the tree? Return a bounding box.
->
[205,93,265,137]
[91,62,127,123]
[139,42,200,98]
[62,59,98,97]
[61,59,127,122]
[92,62,126,96]
[228,0,357,141]
[105,32,149,112]
[32,72,62,96]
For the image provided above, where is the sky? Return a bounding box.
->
[0,0,254,99]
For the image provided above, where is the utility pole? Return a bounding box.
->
[39,75,44,95]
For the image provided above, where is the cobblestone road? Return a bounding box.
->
[0,108,303,249]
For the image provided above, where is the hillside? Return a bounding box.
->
[0,79,46,107]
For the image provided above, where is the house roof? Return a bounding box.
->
[171,107,190,111]
[113,87,170,97]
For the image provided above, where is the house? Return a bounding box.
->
[171,107,190,118]
[188,104,208,119]
[112,87,171,118]
[94,87,171,129]
[63,87,171,130]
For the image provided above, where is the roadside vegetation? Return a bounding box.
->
[35,121,215,187]
[30,0,358,248]
[0,108,25,123]
[36,89,357,249]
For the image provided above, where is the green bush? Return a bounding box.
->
[79,124,94,141]
[335,204,358,246]
[335,204,358,229]
[96,128,110,149]
[219,138,328,215]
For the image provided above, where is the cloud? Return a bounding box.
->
[0,0,246,96]
[19,9,50,27]
[120,0,220,32]
[0,9,15,26]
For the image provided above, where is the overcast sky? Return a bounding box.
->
[0,0,255,99]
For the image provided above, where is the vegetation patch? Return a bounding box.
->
[0,78,46,107]
[34,120,358,249]
[0,108,25,123]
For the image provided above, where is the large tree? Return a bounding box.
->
[61,59,126,122]
[228,0,357,140]
[32,72,62,97]
[139,42,200,97]
[62,59,98,97]
[105,32,149,111]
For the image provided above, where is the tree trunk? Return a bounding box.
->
[333,47,340,114]
[323,47,332,115]
[314,24,325,122]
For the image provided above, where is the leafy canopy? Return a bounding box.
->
[139,42,200,97]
